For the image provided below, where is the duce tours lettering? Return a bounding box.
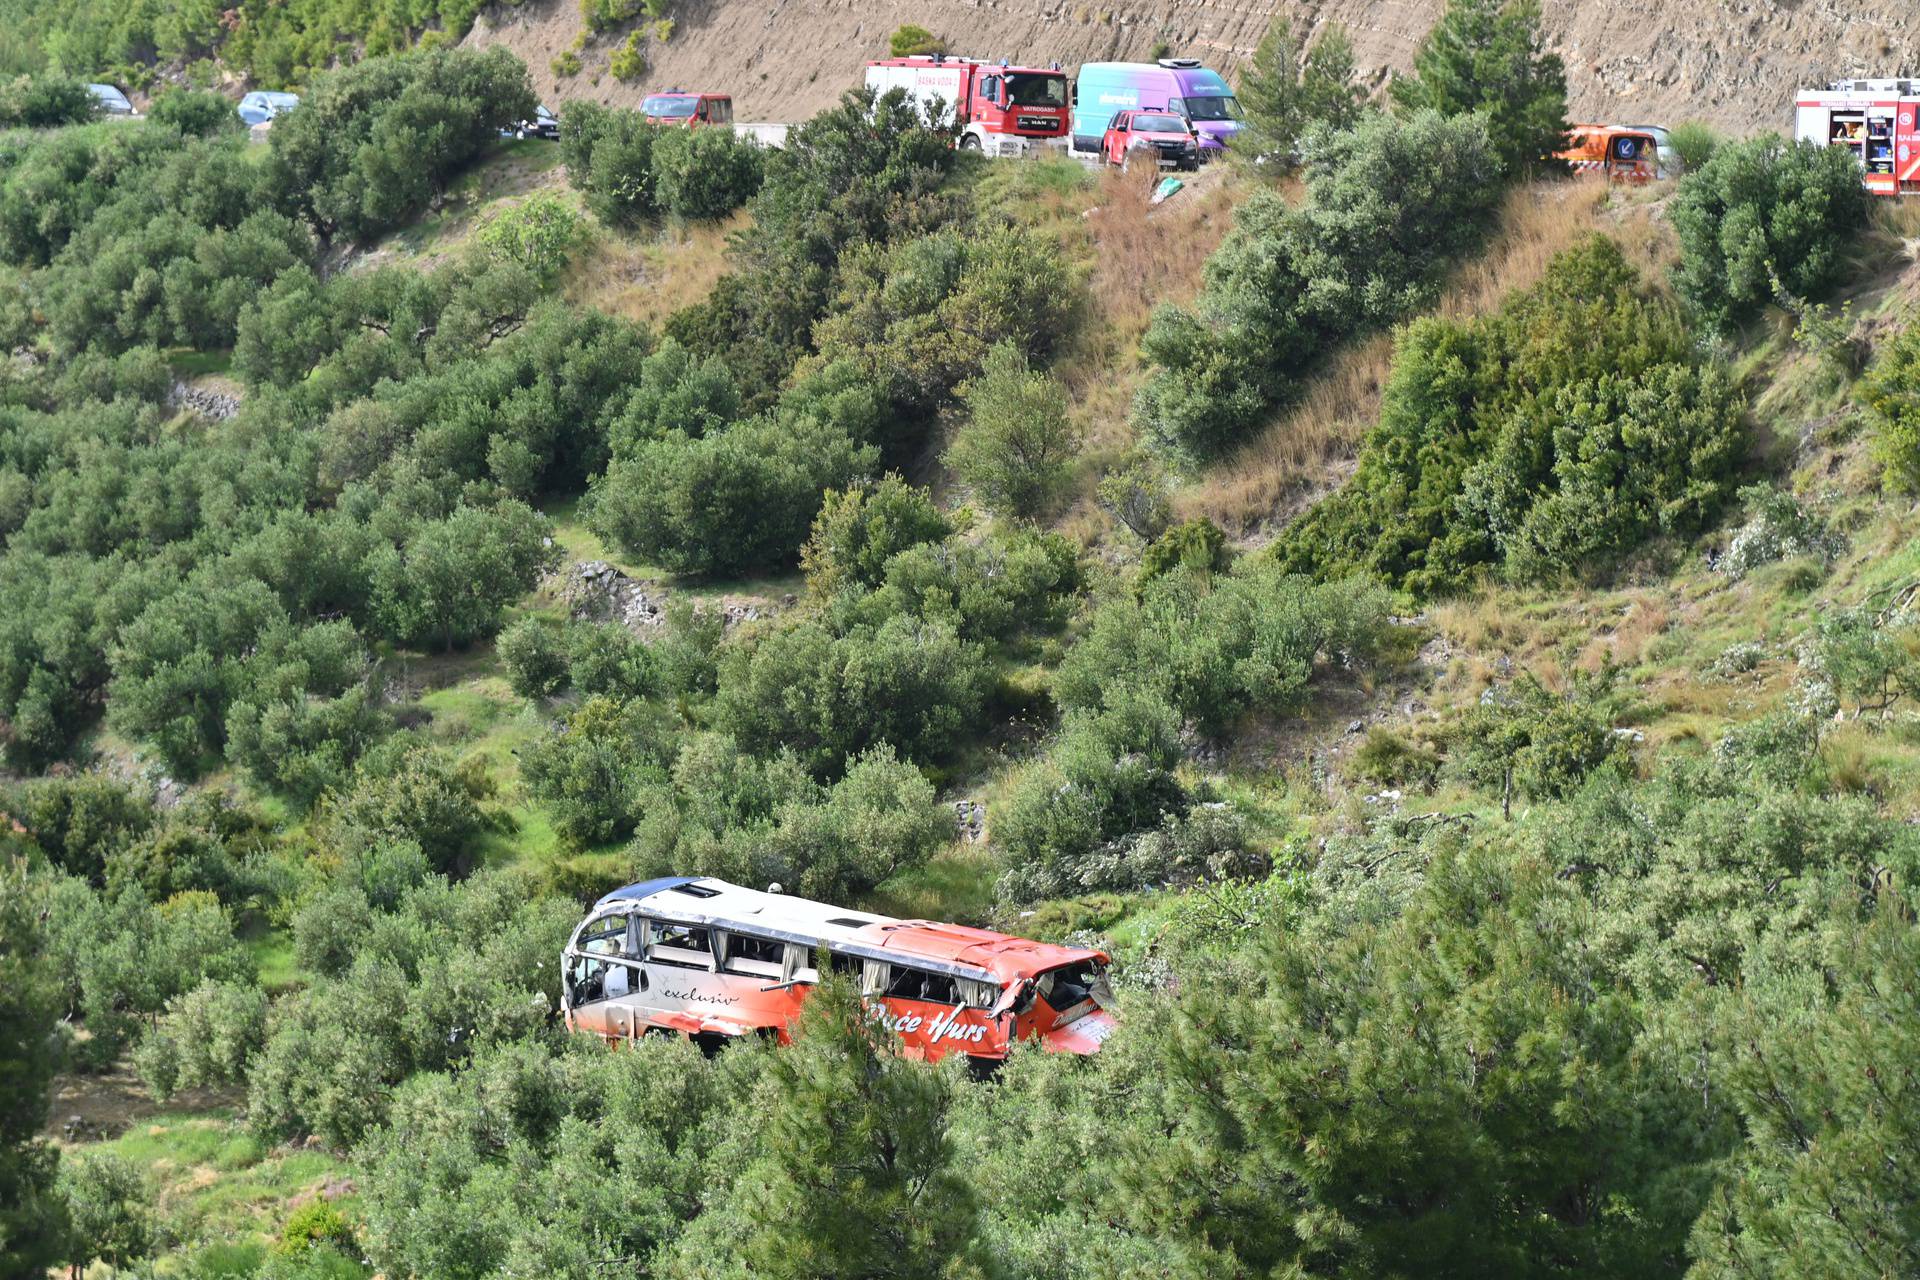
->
[870,1003,990,1045]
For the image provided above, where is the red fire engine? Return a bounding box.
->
[1795,79,1920,196]
[561,877,1116,1062]
[864,55,1070,156]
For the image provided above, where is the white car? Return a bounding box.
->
[86,84,135,117]
[238,91,300,127]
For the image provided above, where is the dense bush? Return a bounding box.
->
[1669,134,1869,329]
[651,125,765,219]
[0,74,98,127]
[664,86,959,407]
[1136,109,1503,463]
[629,738,951,902]
[1274,235,1746,593]
[1864,321,1920,491]
[993,687,1191,901]
[248,872,576,1147]
[131,979,268,1101]
[321,744,491,875]
[713,613,991,775]
[587,367,882,576]
[519,695,672,847]
[801,476,953,597]
[267,48,535,244]
[947,342,1080,520]
[1448,667,1632,802]
[497,616,571,698]
[1054,561,1399,736]
[562,104,762,226]
[147,88,238,136]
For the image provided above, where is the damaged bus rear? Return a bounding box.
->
[560,876,1116,1062]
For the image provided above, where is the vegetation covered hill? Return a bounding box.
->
[3,4,1920,1279]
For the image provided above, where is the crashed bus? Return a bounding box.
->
[561,876,1116,1061]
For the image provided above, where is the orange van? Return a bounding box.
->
[1557,125,1659,182]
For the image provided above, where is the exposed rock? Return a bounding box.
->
[561,560,782,636]
[169,380,241,421]
[953,800,988,843]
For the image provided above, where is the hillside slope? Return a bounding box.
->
[469,0,1919,131]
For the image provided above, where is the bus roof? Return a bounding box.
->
[591,876,1105,985]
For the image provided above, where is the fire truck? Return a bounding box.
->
[1795,79,1920,196]
[864,55,1070,156]
[561,876,1116,1062]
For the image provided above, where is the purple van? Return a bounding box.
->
[1069,59,1244,155]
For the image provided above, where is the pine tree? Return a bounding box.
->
[1237,16,1363,165]
[0,862,70,1277]
[694,979,989,1280]
[1390,0,1569,178]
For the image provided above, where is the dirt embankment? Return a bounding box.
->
[468,0,1918,132]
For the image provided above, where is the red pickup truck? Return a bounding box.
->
[1100,109,1201,171]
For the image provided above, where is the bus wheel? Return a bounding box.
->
[964,1055,1005,1081]
[960,134,982,151]
[691,1031,733,1057]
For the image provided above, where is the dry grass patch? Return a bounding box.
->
[563,211,747,330]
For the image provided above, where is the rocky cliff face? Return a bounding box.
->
[470,0,1918,132]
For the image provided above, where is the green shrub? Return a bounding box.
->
[609,32,647,82]
[276,1201,357,1257]
[1864,322,1920,492]
[132,980,268,1102]
[497,616,571,698]
[1669,134,1869,329]
[268,47,536,244]
[1666,120,1719,172]
[993,687,1190,901]
[1449,667,1630,801]
[0,74,98,127]
[1351,727,1442,788]
[566,623,657,699]
[1140,517,1230,582]
[59,1151,154,1273]
[323,744,490,875]
[802,475,953,596]
[550,50,582,78]
[148,88,238,136]
[713,614,991,775]
[947,342,1080,520]
[1096,453,1173,541]
[888,24,946,56]
[588,372,882,576]
[651,125,764,219]
[1055,561,1398,737]
[520,695,672,846]
[478,192,581,282]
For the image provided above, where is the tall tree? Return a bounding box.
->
[0,861,70,1277]
[1237,16,1364,164]
[1390,0,1569,177]
[672,979,989,1279]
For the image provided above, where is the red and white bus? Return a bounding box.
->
[1795,79,1920,197]
[864,55,1070,157]
[561,876,1116,1061]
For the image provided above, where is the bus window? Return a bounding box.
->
[722,932,784,978]
[579,914,628,955]
[648,920,713,970]
[887,968,957,1003]
[1036,961,1101,1013]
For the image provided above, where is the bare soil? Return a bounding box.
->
[467,0,1920,134]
